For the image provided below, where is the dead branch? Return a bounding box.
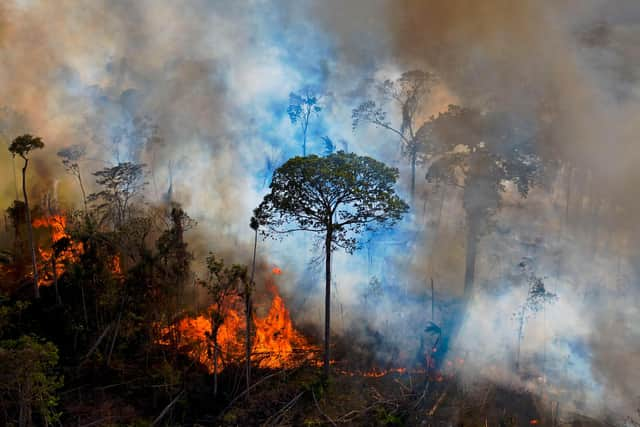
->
[262,391,305,426]
[220,370,285,417]
[83,324,113,360]
[151,389,185,426]
[312,389,337,427]
[428,384,451,417]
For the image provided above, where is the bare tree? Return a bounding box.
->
[57,144,88,212]
[352,70,437,202]
[287,87,322,156]
[246,217,259,396]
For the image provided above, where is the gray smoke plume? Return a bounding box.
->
[0,1,638,422]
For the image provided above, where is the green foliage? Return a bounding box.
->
[8,134,44,160]
[254,151,409,253]
[0,296,30,336]
[0,335,63,426]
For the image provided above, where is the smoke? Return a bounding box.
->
[380,1,640,421]
[0,0,639,422]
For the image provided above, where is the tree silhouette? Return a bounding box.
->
[420,105,543,298]
[419,106,543,358]
[352,70,437,202]
[254,151,408,378]
[8,134,44,298]
[88,162,146,229]
[246,216,259,396]
[57,144,88,212]
[287,87,322,156]
[513,261,557,372]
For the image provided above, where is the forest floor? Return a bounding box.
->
[54,357,615,426]
[216,366,609,427]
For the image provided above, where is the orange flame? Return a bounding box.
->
[162,280,317,373]
[32,214,83,286]
[252,285,315,369]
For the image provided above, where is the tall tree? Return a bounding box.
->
[246,216,259,396]
[287,87,322,156]
[254,151,408,378]
[57,144,88,212]
[352,70,437,202]
[8,135,44,299]
[420,105,543,299]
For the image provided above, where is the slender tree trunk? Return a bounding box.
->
[107,293,126,366]
[21,158,39,299]
[81,283,89,327]
[431,277,435,322]
[18,399,25,427]
[213,337,219,397]
[302,119,308,157]
[515,305,526,372]
[77,172,88,213]
[323,226,332,380]
[246,228,257,396]
[12,157,19,200]
[52,257,61,305]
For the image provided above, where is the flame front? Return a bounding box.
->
[32,214,83,286]
[163,281,317,373]
[253,286,316,369]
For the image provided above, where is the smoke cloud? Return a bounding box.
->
[0,0,638,422]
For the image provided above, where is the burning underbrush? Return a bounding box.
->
[160,278,320,373]
[32,214,84,286]
[159,277,445,378]
[0,210,124,295]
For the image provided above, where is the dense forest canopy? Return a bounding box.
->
[0,1,638,425]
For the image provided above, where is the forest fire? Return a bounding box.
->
[2,2,639,423]
[164,280,318,373]
[252,280,317,369]
[32,214,83,286]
